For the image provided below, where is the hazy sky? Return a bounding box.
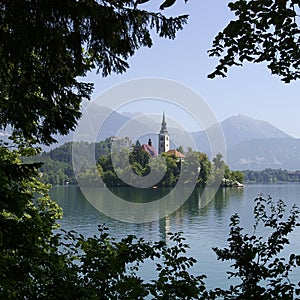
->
[86,0,300,138]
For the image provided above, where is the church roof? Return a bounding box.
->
[140,144,157,157]
[165,149,185,158]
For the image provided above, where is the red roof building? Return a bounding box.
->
[140,138,157,157]
[165,149,185,159]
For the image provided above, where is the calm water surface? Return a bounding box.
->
[50,183,300,289]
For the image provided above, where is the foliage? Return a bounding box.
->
[243,168,300,183]
[128,0,300,83]
[198,152,211,186]
[0,1,188,145]
[130,140,151,170]
[98,145,240,187]
[208,0,300,83]
[0,145,63,299]
[0,1,190,298]
[212,196,300,299]
[231,170,244,184]
[1,223,209,299]
[147,232,208,299]
[22,139,114,185]
[24,139,241,187]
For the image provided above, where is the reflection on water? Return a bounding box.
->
[109,186,170,203]
[76,185,204,223]
[51,183,300,289]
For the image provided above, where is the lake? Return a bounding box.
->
[50,183,300,290]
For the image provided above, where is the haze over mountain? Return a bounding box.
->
[227,137,300,170]
[215,115,300,170]
[191,114,300,170]
[47,106,155,149]
[219,114,290,147]
[221,115,300,170]
[46,107,192,150]
[191,114,291,151]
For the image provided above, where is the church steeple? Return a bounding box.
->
[158,112,170,154]
[160,112,168,134]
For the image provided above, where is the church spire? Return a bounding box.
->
[158,112,170,154]
[160,111,168,134]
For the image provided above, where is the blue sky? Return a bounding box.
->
[86,0,300,138]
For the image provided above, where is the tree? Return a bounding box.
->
[0,146,63,299]
[212,196,300,299]
[160,153,180,186]
[0,1,188,296]
[77,165,104,187]
[177,145,185,154]
[208,0,300,83]
[209,153,226,184]
[0,1,188,145]
[212,153,225,170]
[130,140,151,169]
[164,0,300,83]
[180,150,200,185]
[231,170,244,184]
[198,152,211,186]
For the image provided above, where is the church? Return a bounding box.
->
[141,113,185,159]
[158,112,170,154]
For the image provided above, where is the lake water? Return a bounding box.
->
[50,183,300,290]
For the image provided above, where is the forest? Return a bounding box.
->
[243,169,300,183]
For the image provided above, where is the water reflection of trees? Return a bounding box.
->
[54,185,244,243]
[156,187,245,242]
[168,187,245,219]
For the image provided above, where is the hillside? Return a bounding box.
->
[25,139,114,185]
[191,114,291,152]
[191,115,299,170]
[219,114,290,147]
[227,137,300,170]
[43,106,155,150]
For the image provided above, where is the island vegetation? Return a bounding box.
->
[24,139,244,187]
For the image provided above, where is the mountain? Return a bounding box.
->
[219,114,290,147]
[191,115,300,170]
[227,137,300,170]
[44,106,156,150]
[191,114,290,152]
[219,115,300,170]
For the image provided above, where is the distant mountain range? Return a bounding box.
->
[190,114,300,170]
[3,105,300,171]
[211,115,300,170]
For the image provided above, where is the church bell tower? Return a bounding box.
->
[158,112,170,154]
